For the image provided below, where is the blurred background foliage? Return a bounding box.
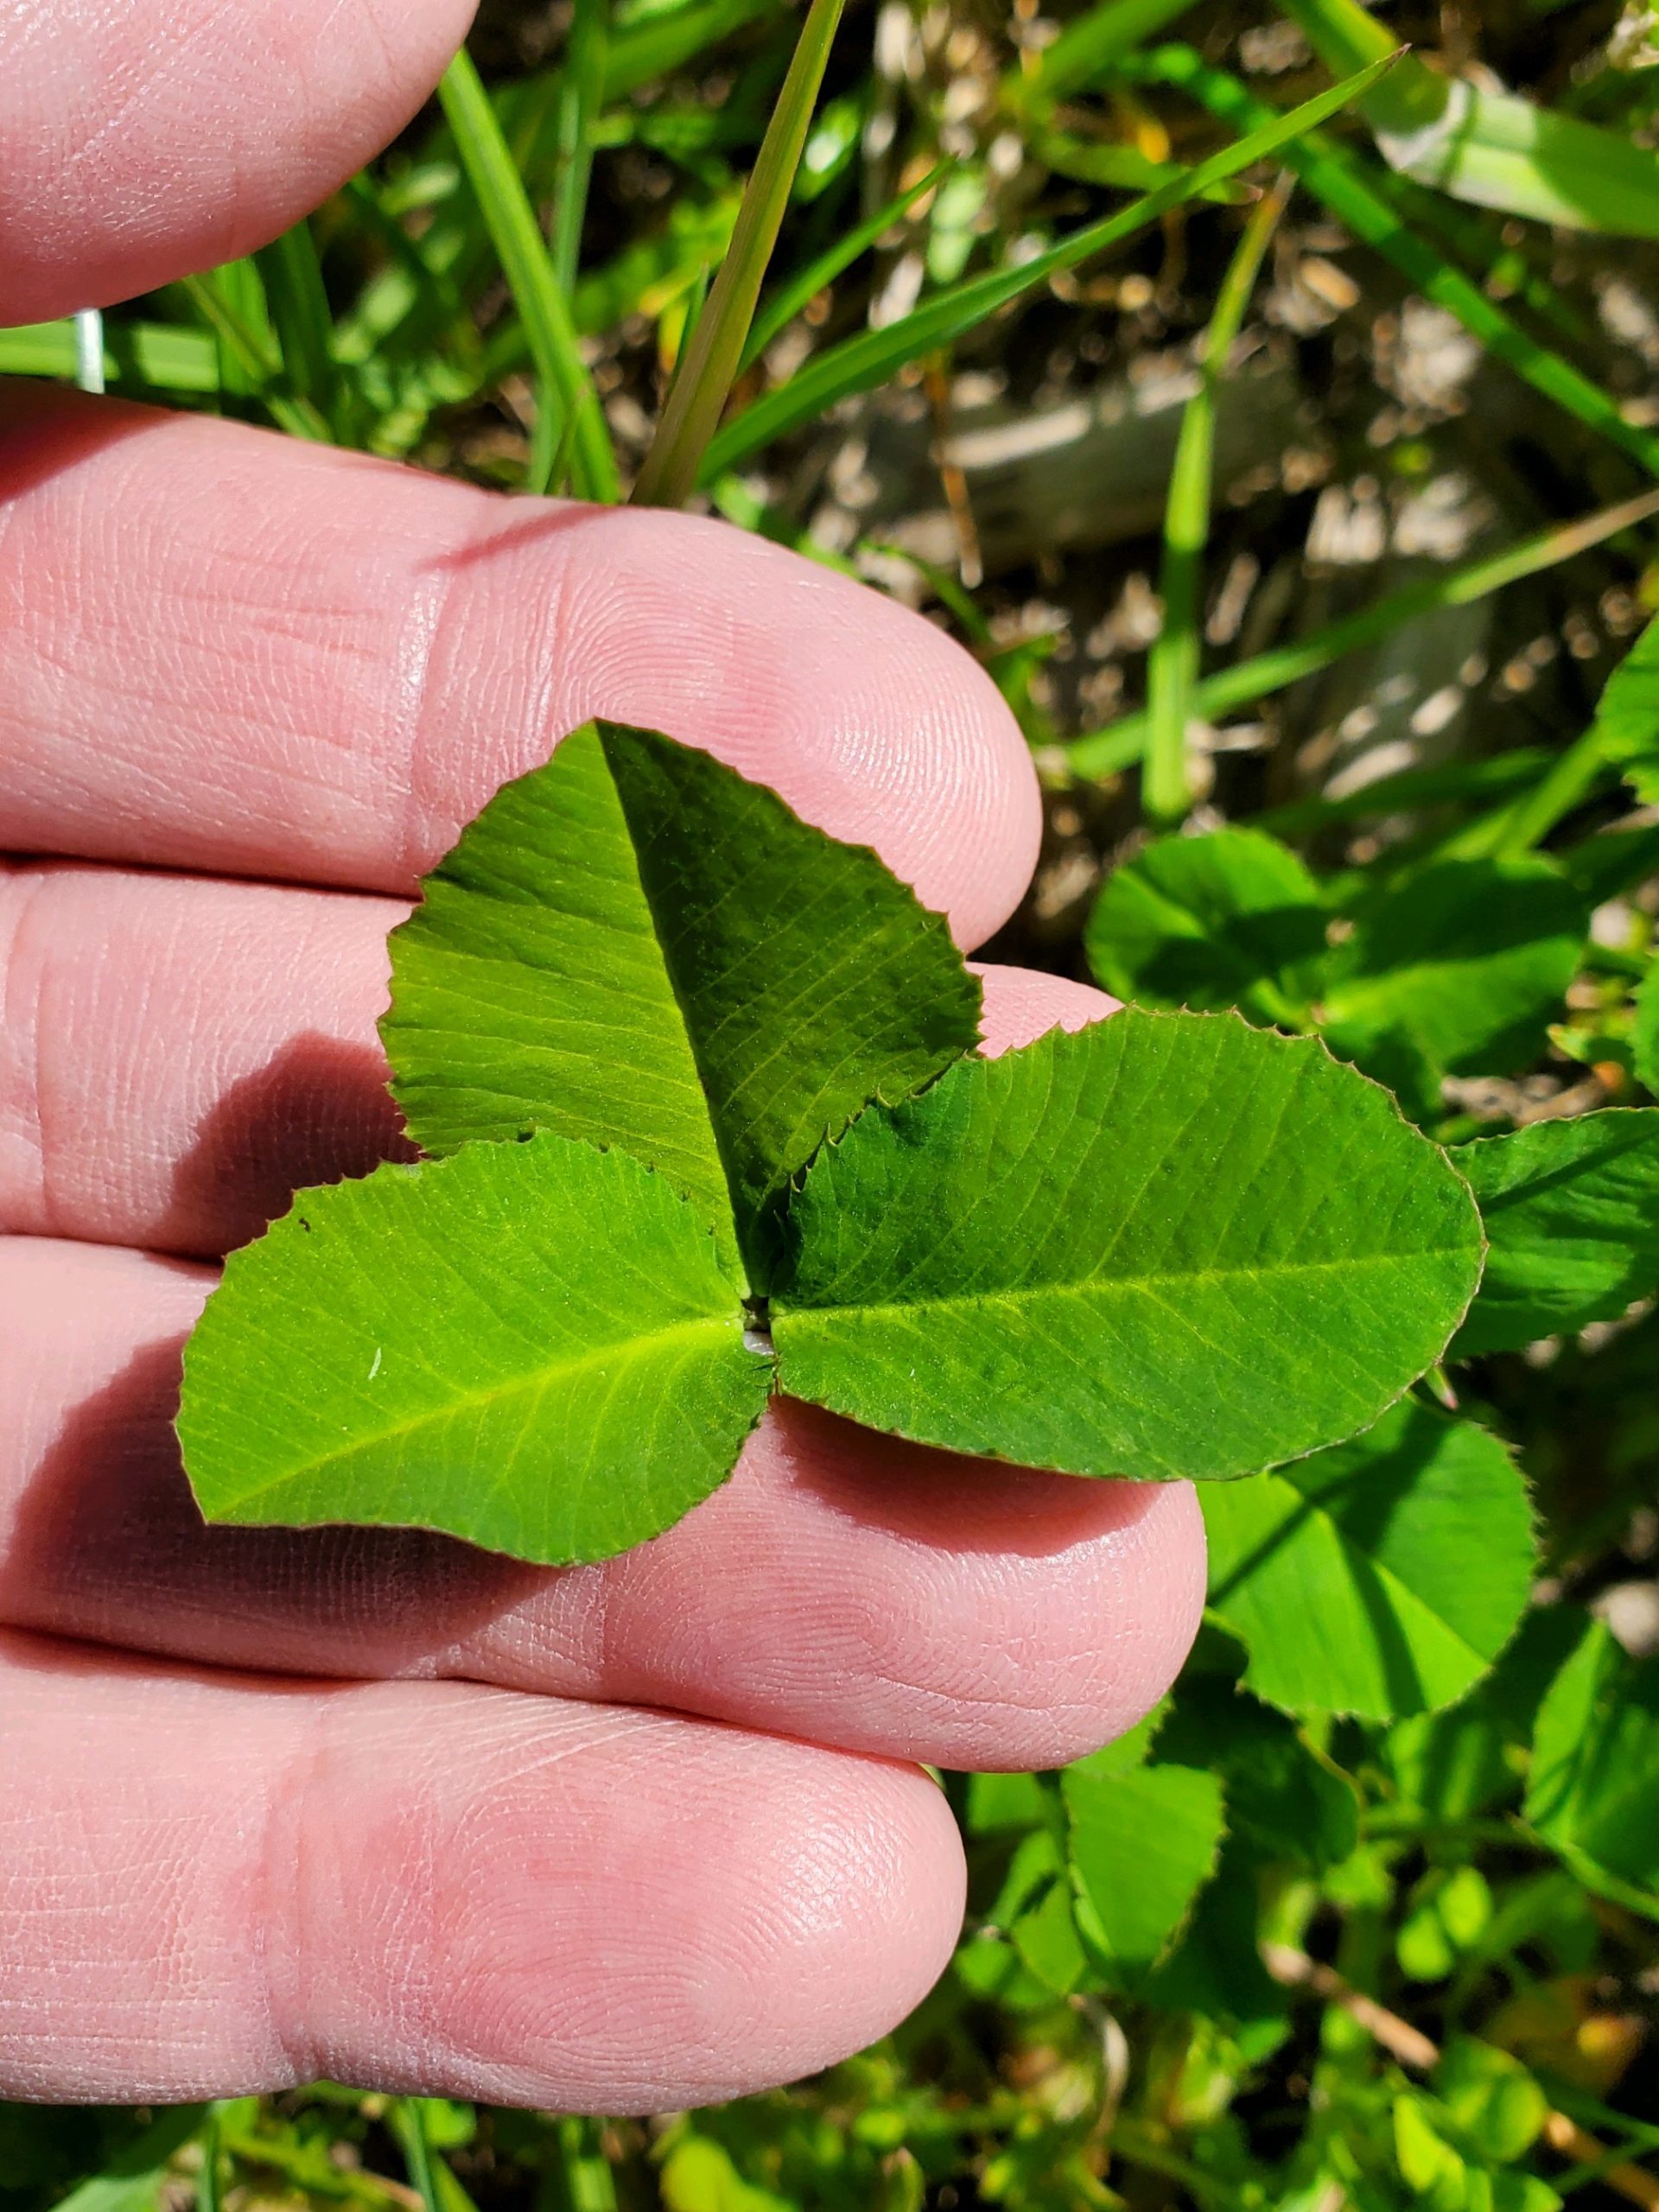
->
[8,0,1659,2199]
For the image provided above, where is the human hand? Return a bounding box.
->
[0,0,1205,2112]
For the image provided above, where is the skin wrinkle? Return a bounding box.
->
[0,1235,1205,1773]
[1,0,477,322]
[0,866,50,1228]
[0,399,1039,944]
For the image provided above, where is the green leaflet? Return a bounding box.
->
[1084,827,1328,1028]
[1064,1754,1225,1986]
[1526,1620,1659,1894]
[1433,2040,1549,2168]
[384,721,982,1286]
[1156,1676,1359,1872]
[1320,857,1588,1090]
[1202,1401,1535,1719]
[177,1134,771,1565]
[772,1015,1483,1482]
[1452,1111,1659,1356]
[1637,964,1659,1098]
[1592,617,1659,808]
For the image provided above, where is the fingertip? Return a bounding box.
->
[5,0,477,322]
[973,963,1121,1057]
[420,503,1043,948]
[306,1695,966,2109]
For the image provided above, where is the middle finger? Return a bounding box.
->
[0,1233,1205,1770]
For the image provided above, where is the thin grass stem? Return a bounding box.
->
[1066,486,1659,776]
[632,0,847,506]
[1143,175,1288,825]
[439,44,620,503]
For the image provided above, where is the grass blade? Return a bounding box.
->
[740,158,947,373]
[550,0,608,296]
[73,309,105,394]
[194,2111,222,2212]
[1280,0,1659,236]
[703,55,1395,482]
[632,0,847,507]
[1143,175,1288,824]
[254,219,345,434]
[439,44,620,503]
[0,317,222,392]
[180,270,332,440]
[1254,748,1555,835]
[1135,48,1659,483]
[393,2101,442,2212]
[1007,0,1206,111]
[1067,485,1659,777]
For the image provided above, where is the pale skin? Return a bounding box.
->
[0,0,1206,2111]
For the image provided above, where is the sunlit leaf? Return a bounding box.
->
[1527,1620,1659,1893]
[1321,857,1588,1087]
[1064,1734,1225,1986]
[385,722,981,1285]
[1203,1401,1535,1719]
[1594,619,1659,809]
[178,1134,770,1565]
[1280,0,1659,236]
[1452,1111,1659,1356]
[773,1014,1483,1481]
[1637,964,1659,1098]
[1084,828,1328,1027]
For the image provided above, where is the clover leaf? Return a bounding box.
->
[177,723,1485,1566]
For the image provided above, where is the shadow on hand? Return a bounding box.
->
[165,1029,415,1258]
[0,1325,546,1681]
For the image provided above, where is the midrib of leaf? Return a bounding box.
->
[780,1243,1471,1324]
[207,1313,757,1510]
[613,814,763,1272]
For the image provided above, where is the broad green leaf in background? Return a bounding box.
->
[1452,1112,1659,1356]
[1382,1609,1584,1821]
[1592,618,1659,809]
[1433,2039,1549,2167]
[1084,828,1328,1027]
[772,1015,1484,1481]
[986,1828,1091,1998]
[1157,1676,1360,1871]
[1063,1742,1225,1986]
[1203,1400,1535,1719]
[178,1134,771,1564]
[1526,1620,1659,1894]
[43,2107,211,2212]
[1320,857,1588,1090]
[1637,964,1659,1098]
[384,723,982,1285]
[1277,0,1659,237]
[659,2136,794,2212]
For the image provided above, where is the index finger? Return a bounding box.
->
[2,0,475,326]
[0,390,1040,947]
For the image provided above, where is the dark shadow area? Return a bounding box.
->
[768,1396,1179,1563]
[413,495,605,574]
[1,1330,544,1683]
[0,381,166,506]
[166,1028,416,1256]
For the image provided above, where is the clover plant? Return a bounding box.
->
[174,721,1487,1565]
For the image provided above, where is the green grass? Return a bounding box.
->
[8,0,1659,2202]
